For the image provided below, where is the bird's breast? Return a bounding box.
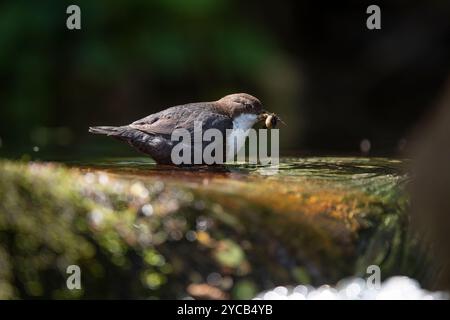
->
[231,113,258,131]
[226,113,259,160]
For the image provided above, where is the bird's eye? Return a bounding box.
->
[244,103,252,109]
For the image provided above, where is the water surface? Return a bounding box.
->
[65,156,408,183]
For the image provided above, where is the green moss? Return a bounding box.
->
[0,158,420,299]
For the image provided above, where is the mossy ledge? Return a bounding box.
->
[0,159,421,299]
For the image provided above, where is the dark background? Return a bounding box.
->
[0,0,449,158]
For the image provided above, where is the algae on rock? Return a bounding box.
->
[0,158,421,299]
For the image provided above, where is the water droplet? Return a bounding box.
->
[141,204,154,216]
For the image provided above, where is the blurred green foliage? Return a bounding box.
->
[0,0,299,157]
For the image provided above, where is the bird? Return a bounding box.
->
[89,93,280,165]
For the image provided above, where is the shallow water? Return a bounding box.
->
[65,156,410,228]
[64,156,408,183]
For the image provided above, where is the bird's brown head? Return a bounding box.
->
[216,93,264,117]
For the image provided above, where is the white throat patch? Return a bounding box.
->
[226,113,258,160]
[232,113,258,131]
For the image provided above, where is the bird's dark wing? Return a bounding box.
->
[129,103,232,137]
[200,113,234,137]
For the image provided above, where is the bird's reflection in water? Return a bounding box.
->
[70,158,253,182]
[65,156,407,185]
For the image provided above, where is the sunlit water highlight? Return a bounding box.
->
[254,276,448,300]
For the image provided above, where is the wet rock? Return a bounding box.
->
[0,157,417,299]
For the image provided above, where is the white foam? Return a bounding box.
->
[254,276,448,300]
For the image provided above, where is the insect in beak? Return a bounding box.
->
[259,112,287,129]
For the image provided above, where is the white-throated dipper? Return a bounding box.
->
[89,93,281,165]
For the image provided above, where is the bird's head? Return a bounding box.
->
[217,93,264,118]
[216,93,285,128]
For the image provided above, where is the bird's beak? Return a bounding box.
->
[258,110,269,122]
[277,116,287,126]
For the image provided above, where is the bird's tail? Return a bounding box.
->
[89,126,125,136]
